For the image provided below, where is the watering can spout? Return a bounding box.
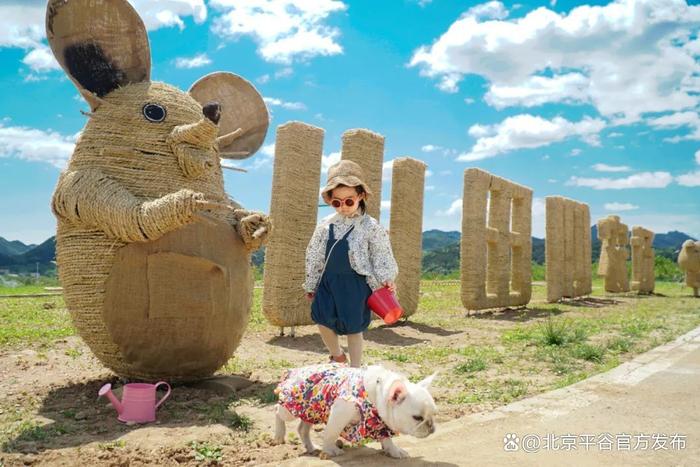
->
[99,383,123,415]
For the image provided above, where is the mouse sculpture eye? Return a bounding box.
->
[143,103,167,122]
[413,415,424,422]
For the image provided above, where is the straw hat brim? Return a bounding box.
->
[321,175,372,203]
[189,72,269,159]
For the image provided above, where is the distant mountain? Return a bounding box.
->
[0,237,35,257]
[1,228,696,276]
[422,230,460,251]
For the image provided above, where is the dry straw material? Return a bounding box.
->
[46,0,270,381]
[678,240,700,297]
[389,158,427,317]
[461,168,533,311]
[340,129,385,220]
[262,122,325,327]
[597,215,630,293]
[630,226,655,294]
[545,196,592,302]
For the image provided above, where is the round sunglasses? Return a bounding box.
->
[331,195,360,208]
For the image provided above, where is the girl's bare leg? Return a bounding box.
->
[347,333,363,368]
[318,325,343,358]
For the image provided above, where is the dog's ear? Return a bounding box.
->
[388,380,407,405]
[417,372,437,390]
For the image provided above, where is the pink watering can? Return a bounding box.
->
[99,382,171,423]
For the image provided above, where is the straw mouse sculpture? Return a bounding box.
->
[46,0,271,380]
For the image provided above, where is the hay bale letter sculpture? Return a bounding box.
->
[47,0,270,380]
[545,197,592,302]
[389,158,427,317]
[597,215,630,293]
[678,240,700,297]
[461,168,533,311]
[630,226,655,294]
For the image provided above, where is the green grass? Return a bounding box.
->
[190,441,223,462]
[0,295,73,347]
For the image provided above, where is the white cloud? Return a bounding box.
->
[275,67,294,79]
[173,53,212,69]
[648,111,700,141]
[532,197,546,238]
[437,198,463,217]
[263,97,307,110]
[381,200,391,211]
[0,0,207,74]
[240,142,275,170]
[382,160,394,180]
[696,150,700,166]
[321,151,341,173]
[425,185,435,191]
[570,148,582,157]
[458,114,605,161]
[421,144,441,152]
[0,124,76,168]
[566,171,673,190]
[591,163,632,173]
[210,0,347,64]
[410,0,700,123]
[129,0,207,30]
[604,202,639,211]
[677,171,700,186]
[257,74,271,84]
[608,132,624,137]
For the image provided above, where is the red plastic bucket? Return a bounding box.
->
[367,287,403,325]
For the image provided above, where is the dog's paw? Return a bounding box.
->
[320,445,344,458]
[383,444,409,459]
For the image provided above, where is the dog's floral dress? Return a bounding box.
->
[275,363,395,443]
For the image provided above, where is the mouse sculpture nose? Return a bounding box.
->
[203,101,221,124]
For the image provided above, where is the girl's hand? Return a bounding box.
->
[383,281,396,293]
[305,292,315,302]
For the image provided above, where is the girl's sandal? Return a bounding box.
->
[329,353,347,364]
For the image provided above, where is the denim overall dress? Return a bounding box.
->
[311,224,372,335]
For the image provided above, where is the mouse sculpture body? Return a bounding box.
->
[47,0,271,380]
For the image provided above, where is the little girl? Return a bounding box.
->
[303,160,398,368]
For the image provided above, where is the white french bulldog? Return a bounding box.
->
[274,364,437,459]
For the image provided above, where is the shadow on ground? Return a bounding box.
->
[2,375,264,455]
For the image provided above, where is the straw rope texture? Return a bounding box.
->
[389,157,426,317]
[545,196,592,302]
[262,122,325,327]
[630,226,655,294]
[340,129,385,221]
[461,168,533,311]
[678,240,700,297]
[597,215,630,293]
[52,82,257,381]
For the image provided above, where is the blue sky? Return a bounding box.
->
[1,0,699,244]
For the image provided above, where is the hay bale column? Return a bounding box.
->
[545,197,592,302]
[341,129,385,220]
[389,157,426,317]
[597,215,630,293]
[461,168,532,311]
[262,122,324,327]
[630,226,655,294]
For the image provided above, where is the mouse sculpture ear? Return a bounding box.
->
[46,0,151,110]
[189,72,269,160]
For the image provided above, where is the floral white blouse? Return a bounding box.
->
[304,212,398,293]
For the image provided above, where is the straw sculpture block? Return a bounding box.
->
[630,226,655,294]
[47,0,270,381]
[461,168,533,311]
[262,122,325,327]
[389,158,427,317]
[597,215,630,293]
[341,129,385,220]
[678,240,700,297]
[545,197,592,302]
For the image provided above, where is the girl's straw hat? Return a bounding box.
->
[321,160,373,204]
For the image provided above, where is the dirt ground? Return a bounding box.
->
[1,281,699,466]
